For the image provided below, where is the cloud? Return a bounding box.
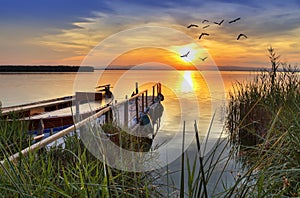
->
[1,0,300,66]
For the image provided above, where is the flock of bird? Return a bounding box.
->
[187,17,247,40]
[181,17,247,61]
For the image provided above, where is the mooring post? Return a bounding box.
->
[106,109,112,123]
[75,95,80,122]
[159,83,161,94]
[124,95,128,129]
[142,93,144,112]
[159,83,162,103]
[135,82,139,94]
[135,96,139,122]
[152,86,155,102]
[145,90,148,108]
[37,119,44,136]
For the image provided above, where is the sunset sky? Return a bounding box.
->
[1,0,300,69]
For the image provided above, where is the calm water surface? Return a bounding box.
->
[0,70,256,194]
[0,70,255,145]
[0,70,255,107]
[0,70,255,143]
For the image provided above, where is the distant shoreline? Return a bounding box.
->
[0,65,298,73]
[0,66,94,73]
[98,66,299,72]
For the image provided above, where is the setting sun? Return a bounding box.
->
[170,43,207,67]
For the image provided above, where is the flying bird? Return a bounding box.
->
[214,19,224,25]
[229,17,241,24]
[237,33,247,40]
[187,24,199,28]
[199,56,208,61]
[199,33,209,39]
[202,25,210,29]
[180,51,190,58]
[202,19,209,23]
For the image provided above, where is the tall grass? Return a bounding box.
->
[0,108,238,197]
[228,47,299,146]
[226,47,300,196]
[0,113,31,159]
[0,118,162,197]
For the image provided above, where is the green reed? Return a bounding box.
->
[0,113,31,159]
[228,47,299,145]
[0,108,238,197]
[226,47,300,197]
[0,120,162,197]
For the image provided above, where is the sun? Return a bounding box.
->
[171,44,204,64]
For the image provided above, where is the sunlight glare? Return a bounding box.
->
[181,71,194,92]
[171,43,205,64]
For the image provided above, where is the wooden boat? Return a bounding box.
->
[1,84,114,136]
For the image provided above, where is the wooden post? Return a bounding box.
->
[159,83,161,94]
[37,119,44,135]
[145,90,148,108]
[152,86,155,102]
[75,93,80,122]
[105,111,108,123]
[124,95,128,129]
[142,93,144,113]
[135,96,139,122]
[135,82,139,94]
[105,110,112,123]
[76,101,80,121]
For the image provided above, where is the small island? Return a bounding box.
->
[0,65,94,73]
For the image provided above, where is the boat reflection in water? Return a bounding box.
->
[105,93,164,153]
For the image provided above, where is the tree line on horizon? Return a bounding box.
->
[0,65,94,72]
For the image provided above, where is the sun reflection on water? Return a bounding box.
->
[181,71,194,93]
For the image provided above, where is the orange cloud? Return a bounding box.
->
[60,55,86,65]
[108,48,197,70]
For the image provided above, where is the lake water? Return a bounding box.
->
[0,70,254,107]
[0,70,255,142]
[0,70,255,148]
[0,70,256,195]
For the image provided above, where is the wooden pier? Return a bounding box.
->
[1,83,163,163]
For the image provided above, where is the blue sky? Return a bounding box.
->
[0,0,299,67]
